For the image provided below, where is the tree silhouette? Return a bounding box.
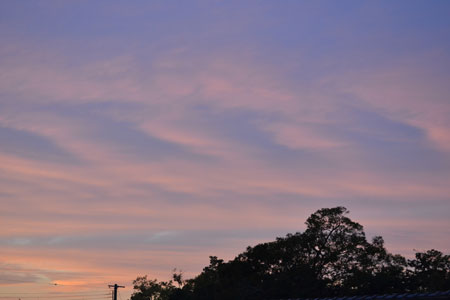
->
[130,207,450,300]
[409,249,450,291]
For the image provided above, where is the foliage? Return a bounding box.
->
[408,249,450,291]
[130,272,184,300]
[130,207,450,300]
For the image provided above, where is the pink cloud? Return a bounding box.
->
[331,56,450,154]
[1,39,450,300]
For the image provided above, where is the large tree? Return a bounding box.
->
[408,249,450,291]
[130,207,449,300]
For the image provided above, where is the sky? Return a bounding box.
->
[1,1,450,299]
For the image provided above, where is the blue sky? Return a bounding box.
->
[1,1,450,299]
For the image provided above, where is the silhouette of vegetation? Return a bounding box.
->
[130,207,450,300]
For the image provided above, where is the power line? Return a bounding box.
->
[0,278,109,289]
[0,294,109,298]
[0,297,110,300]
[0,298,110,300]
[0,296,110,298]
[49,282,109,287]
[108,284,125,300]
[0,292,111,299]
[0,279,37,283]
[0,293,108,295]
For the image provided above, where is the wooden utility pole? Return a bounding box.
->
[108,284,125,300]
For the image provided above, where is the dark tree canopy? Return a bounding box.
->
[131,207,450,300]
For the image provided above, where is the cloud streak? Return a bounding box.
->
[1,1,450,299]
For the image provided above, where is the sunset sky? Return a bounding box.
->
[1,1,450,299]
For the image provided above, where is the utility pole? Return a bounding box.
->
[108,283,125,300]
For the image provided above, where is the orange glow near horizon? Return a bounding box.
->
[1,2,450,299]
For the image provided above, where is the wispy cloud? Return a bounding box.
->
[1,1,450,299]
